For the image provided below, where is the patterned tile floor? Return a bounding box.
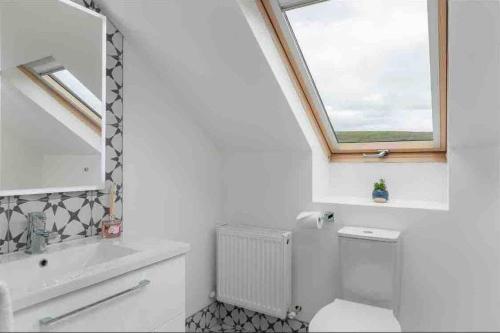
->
[204,322,308,333]
[207,324,286,333]
[186,302,308,333]
[209,324,235,332]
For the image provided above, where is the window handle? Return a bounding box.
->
[363,149,389,158]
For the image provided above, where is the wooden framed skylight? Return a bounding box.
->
[260,0,448,162]
[18,56,102,133]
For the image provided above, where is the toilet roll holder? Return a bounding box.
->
[296,211,335,229]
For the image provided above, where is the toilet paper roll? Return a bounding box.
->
[296,211,324,229]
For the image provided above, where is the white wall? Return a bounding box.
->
[0,73,101,190]
[98,0,310,153]
[223,148,500,331]
[3,68,101,152]
[123,45,223,317]
[41,154,100,188]
[109,0,500,330]
[222,152,342,321]
[1,127,43,189]
[222,0,500,331]
[102,0,307,318]
[325,162,448,204]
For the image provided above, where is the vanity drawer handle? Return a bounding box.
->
[39,279,151,326]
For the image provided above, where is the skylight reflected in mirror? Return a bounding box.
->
[50,69,102,116]
[285,0,434,144]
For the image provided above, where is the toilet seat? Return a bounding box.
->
[309,299,401,332]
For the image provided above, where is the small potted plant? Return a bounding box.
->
[372,179,389,203]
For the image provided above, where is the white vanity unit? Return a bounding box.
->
[0,237,190,332]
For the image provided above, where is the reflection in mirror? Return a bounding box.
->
[0,0,106,194]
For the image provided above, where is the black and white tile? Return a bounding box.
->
[0,1,124,254]
[186,302,309,333]
[104,18,124,194]
[186,302,220,332]
[0,204,9,255]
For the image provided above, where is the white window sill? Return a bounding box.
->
[314,195,449,211]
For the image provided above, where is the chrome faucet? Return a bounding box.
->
[25,212,56,254]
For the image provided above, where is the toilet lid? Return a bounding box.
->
[309,299,401,332]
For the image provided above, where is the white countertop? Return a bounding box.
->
[0,236,190,311]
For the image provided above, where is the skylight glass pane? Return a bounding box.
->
[285,0,434,143]
[51,69,102,116]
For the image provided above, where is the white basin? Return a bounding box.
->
[0,237,190,311]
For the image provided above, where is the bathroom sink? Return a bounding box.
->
[0,242,138,292]
[84,242,139,267]
[0,236,190,311]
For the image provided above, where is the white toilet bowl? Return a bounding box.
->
[309,299,401,332]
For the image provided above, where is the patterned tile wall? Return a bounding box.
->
[0,0,123,255]
[186,302,309,333]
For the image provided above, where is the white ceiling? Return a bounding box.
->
[98,0,310,152]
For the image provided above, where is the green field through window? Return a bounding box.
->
[336,131,433,143]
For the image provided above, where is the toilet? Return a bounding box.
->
[309,226,402,332]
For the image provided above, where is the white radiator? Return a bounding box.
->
[216,224,292,319]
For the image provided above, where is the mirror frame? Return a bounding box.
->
[0,0,107,196]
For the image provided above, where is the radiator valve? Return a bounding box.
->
[287,305,302,319]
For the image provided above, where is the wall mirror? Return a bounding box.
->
[0,0,106,195]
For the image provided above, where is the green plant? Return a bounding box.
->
[374,179,387,191]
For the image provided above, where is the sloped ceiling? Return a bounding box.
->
[98,0,310,152]
[2,81,98,155]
